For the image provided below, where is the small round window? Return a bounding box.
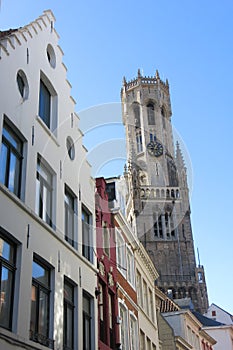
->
[16,70,29,100]
[47,44,56,68]
[66,137,75,160]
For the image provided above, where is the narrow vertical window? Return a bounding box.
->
[136,270,143,307]
[143,280,149,315]
[64,278,75,350]
[30,258,53,348]
[127,247,135,287]
[65,186,77,247]
[36,157,53,227]
[116,229,126,276]
[119,304,128,350]
[109,293,114,348]
[103,222,110,257]
[147,103,155,125]
[39,80,51,128]
[133,103,141,128]
[0,123,23,197]
[83,292,94,350]
[140,330,145,350]
[154,214,163,238]
[98,283,106,343]
[130,315,138,350]
[136,131,143,153]
[82,207,92,262]
[0,234,16,330]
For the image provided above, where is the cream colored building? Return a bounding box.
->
[162,310,216,350]
[107,176,161,350]
[0,10,97,350]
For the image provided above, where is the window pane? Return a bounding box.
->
[0,143,7,185]
[64,280,74,349]
[64,281,73,303]
[0,238,15,263]
[0,267,13,329]
[82,209,92,261]
[30,285,37,333]
[65,189,75,246]
[39,81,51,128]
[65,305,73,348]
[32,261,49,286]
[83,293,92,350]
[3,127,21,151]
[38,289,49,336]
[8,153,20,195]
[1,126,23,197]
[36,160,53,227]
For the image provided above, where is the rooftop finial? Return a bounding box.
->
[155,69,160,79]
[137,68,141,78]
[166,78,169,87]
[123,76,127,85]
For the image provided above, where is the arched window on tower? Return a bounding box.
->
[136,131,143,153]
[154,214,163,238]
[161,106,166,129]
[133,103,141,128]
[147,103,155,125]
[167,159,178,187]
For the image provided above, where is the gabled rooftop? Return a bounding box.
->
[192,311,225,327]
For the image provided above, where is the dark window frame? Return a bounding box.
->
[0,230,17,331]
[39,80,51,129]
[82,206,93,263]
[0,122,24,197]
[36,156,53,227]
[64,186,77,248]
[63,277,76,350]
[30,256,54,349]
[83,291,94,350]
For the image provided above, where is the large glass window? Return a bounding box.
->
[65,186,77,248]
[39,80,51,129]
[82,207,92,262]
[0,234,16,330]
[83,292,94,350]
[64,278,75,350]
[30,258,53,348]
[36,157,53,227]
[0,123,23,197]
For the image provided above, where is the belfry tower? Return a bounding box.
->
[121,69,209,313]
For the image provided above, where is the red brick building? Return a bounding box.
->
[95,178,120,349]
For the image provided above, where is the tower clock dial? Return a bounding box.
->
[147,141,163,157]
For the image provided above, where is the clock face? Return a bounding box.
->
[147,141,163,157]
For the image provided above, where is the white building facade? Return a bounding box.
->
[0,10,97,350]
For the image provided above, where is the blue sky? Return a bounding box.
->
[1,1,233,314]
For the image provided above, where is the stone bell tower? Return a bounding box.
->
[121,69,209,313]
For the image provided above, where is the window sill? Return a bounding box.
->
[0,327,51,350]
[36,115,60,147]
